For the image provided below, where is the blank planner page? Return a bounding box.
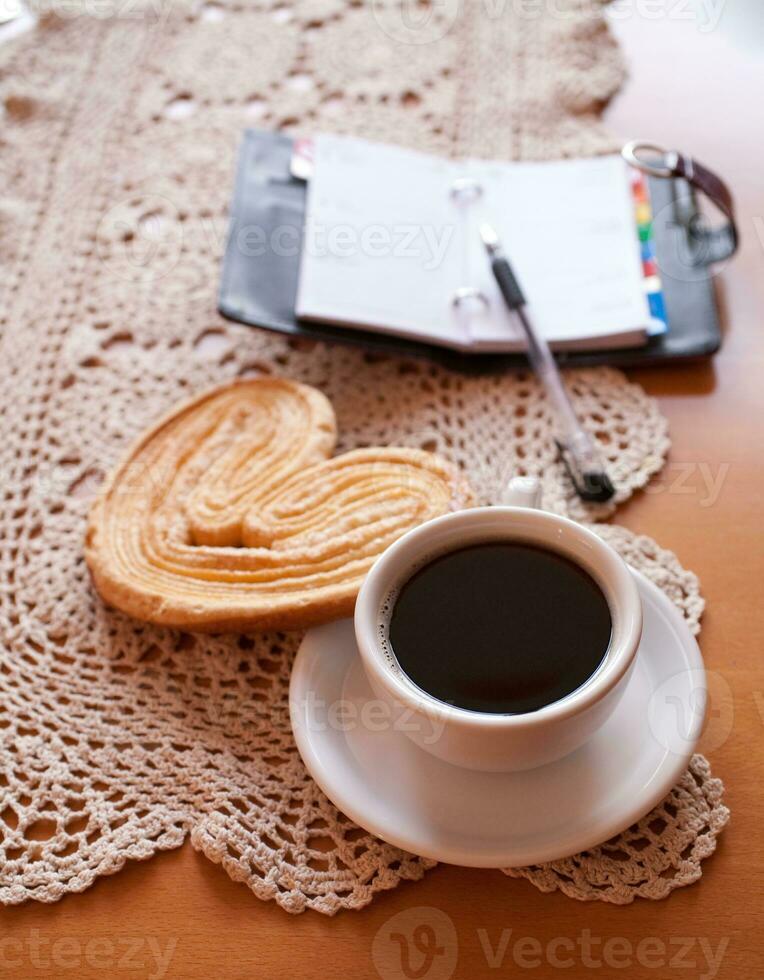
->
[296,136,652,352]
[465,154,651,350]
[296,134,472,349]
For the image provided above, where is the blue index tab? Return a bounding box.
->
[648,290,667,326]
[641,239,656,263]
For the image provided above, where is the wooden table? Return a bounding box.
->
[2,11,762,980]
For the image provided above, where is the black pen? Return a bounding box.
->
[480,223,615,503]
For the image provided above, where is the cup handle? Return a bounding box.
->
[502,476,541,510]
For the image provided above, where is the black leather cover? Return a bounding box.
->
[218,129,732,373]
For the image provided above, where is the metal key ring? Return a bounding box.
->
[621,139,680,179]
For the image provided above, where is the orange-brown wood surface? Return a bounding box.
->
[2,11,762,980]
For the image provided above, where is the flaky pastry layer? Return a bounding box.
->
[85,378,473,632]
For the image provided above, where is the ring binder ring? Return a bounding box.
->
[450,176,483,204]
[451,286,489,311]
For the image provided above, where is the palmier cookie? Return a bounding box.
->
[85,378,473,632]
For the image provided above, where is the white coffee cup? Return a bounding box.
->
[354,479,642,772]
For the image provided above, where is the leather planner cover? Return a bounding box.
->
[218,129,729,372]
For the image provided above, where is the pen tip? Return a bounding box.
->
[581,471,616,503]
[480,223,500,254]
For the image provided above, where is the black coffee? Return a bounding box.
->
[387,542,612,714]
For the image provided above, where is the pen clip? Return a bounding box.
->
[555,439,616,503]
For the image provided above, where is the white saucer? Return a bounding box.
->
[290,571,705,868]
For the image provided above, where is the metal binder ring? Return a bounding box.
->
[621,139,680,178]
[450,177,483,204]
[451,286,489,311]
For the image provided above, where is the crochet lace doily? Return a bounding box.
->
[0,0,726,914]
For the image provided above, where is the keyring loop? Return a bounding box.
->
[621,139,680,179]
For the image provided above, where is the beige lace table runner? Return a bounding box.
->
[0,0,726,914]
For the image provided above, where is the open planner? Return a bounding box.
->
[295,134,665,353]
